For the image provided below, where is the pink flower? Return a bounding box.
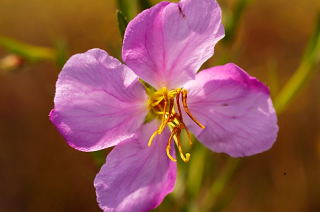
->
[49,0,278,211]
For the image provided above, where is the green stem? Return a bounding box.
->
[201,12,320,212]
[137,0,152,11]
[186,145,207,197]
[202,158,240,211]
[224,0,253,44]
[0,36,55,63]
[274,13,320,113]
[116,10,129,39]
[116,0,138,21]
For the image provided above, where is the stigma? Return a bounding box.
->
[147,87,205,163]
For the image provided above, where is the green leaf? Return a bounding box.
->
[139,78,157,95]
[137,0,152,11]
[117,9,129,39]
[143,111,156,124]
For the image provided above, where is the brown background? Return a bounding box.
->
[0,0,320,211]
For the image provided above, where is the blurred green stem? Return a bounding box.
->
[137,0,152,11]
[54,39,68,68]
[0,36,55,63]
[200,12,320,212]
[0,36,68,69]
[274,13,320,113]
[224,0,253,44]
[187,145,207,198]
[90,151,106,167]
[202,158,240,211]
[117,10,129,39]
[116,0,138,21]
[267,59,280,96]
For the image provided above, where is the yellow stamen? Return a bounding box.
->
[158,88,168,132]
[147,87,205,162]
[182,89,205,129]
[148,130,158,146]
[174,129,190,162]
[151,97,164,107]
[166,128,178,162]
[176,90,192,145]
[159,98,174,133]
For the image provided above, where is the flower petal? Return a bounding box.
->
[122,0,224,89]
[50,48,147,152]
[94,121,176,212]
[183,63,278,157]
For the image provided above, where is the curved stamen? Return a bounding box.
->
[173,128,190,162]
[176,89,192,145]
[148,130,158,146]
[158,88,168,131]
[147,87,205,162]
[166,128,178,162]
[159,98,174,134]
[182,89,205,129]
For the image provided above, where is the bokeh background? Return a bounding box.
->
[0,0,319,211]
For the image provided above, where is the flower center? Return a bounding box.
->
[147,87,205,162]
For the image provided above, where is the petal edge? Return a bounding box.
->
[50,48,148,152]
[183,63,278,157]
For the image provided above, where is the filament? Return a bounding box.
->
[174,129,190,162]
[166,128,178,162]
[182,89,205,129]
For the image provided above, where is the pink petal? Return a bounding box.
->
[122,0,224,89]
[94,121,176,212]
[183,63,278,157]
[50,49,147,152]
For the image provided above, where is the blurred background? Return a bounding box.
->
[0,0,319,211]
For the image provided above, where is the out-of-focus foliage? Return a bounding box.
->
[0,36,55,63]
[138,0,152,11]
[0,36,68,70]
[116,10,129,39]
[224,0,253,43]
[275,14,320,113]
[0,0,320,211]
